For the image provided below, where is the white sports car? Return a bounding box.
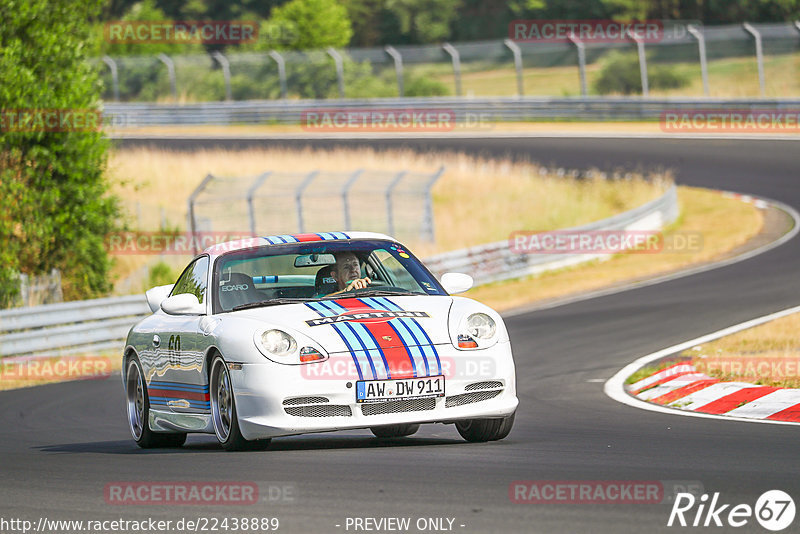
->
[123,232,518,450]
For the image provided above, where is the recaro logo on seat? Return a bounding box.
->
[221,284,249,292]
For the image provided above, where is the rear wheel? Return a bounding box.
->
[370,423,420,438]
[125,357,186,448]
[210,355,271,451]
[455,412,515,443]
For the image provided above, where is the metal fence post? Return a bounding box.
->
[157,53,178,102]
[568,35,588,97]
[326,47,345,98]
[247,172,271,235]
[687,25,710,96]
[442,43,462,97]
[295,171,319,233]
[211,51,232,102]
[503,39,524,97]
[743,23,766,97]
[268,50,288,99]
[342,169,364,231]
[188,174,215,254]
[385,171,407,237]
[628,32,649,96]
[102,56,120,102]
[384,46,404,97]
[423,166,445,242]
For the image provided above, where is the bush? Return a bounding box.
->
[148,261,177,288]
[0,0,119,306]
[593,52,690,95]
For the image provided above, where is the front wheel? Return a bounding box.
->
[370,423,420,438]
[210,356,271,451]
[455,412,515,442]
[125,356,186,448]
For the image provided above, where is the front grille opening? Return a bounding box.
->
[361,397,436,416]
[284,404,351,417]
[446,389,501,408]
[282,396,330,406]
[465,380,503,391]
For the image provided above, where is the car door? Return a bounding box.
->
[149,256,212,415]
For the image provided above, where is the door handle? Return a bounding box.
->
[152,335,160,347]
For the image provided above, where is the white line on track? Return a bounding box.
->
[605,304,800,426]
[599,193,800,425]
[504,197,800,318]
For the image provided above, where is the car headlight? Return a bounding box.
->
[258,329,297,357]
[466,313,496,340]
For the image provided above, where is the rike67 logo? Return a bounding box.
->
[668,490,795,531]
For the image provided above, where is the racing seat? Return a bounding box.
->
[219,272,262,310]
[314,266,338,296]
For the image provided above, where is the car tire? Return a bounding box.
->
[210,355,271,451]
[370,423,420,438]
[455,412,515,443]
[125,356,187,448]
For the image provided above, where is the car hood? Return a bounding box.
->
[231,294,454,352]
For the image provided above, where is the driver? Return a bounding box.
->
[327,251,371,296]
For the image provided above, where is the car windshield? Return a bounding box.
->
[213,239,446,313]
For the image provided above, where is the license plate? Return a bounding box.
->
[356,375,445,403]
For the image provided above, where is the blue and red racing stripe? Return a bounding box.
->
[304,297,441,380]
[148,380,210,411]
[264,232,349,244]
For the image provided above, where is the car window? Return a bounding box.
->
[171,256,209,304]
[213,240,446,313]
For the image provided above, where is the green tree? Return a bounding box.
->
[384,0,461,43]
[265,0,353,51]
[0,0,119,306]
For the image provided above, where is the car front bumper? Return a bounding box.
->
[230,341,518,440]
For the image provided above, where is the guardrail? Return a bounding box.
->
[104,97,800,126]
[424,184,678,285]
[0,184,677,358]
[0,295,149,357]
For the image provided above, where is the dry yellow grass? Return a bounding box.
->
[465,187,763,311]
[107,146,667,292]
[684,312,800,388]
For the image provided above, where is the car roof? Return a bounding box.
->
[202,231,396,256]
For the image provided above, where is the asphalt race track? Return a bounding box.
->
[3,137,799,533]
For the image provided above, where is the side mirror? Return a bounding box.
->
[161,293,205,315]
[145,284,174,313]
[440,272,474,294]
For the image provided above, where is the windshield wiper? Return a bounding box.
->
[232,298,314,311]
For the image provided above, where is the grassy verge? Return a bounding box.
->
[464,187,763,311]
[107,146,668,293]
[682,312,800,388]
[427,53,800,98]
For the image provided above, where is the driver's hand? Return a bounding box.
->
[344,277,371,292]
